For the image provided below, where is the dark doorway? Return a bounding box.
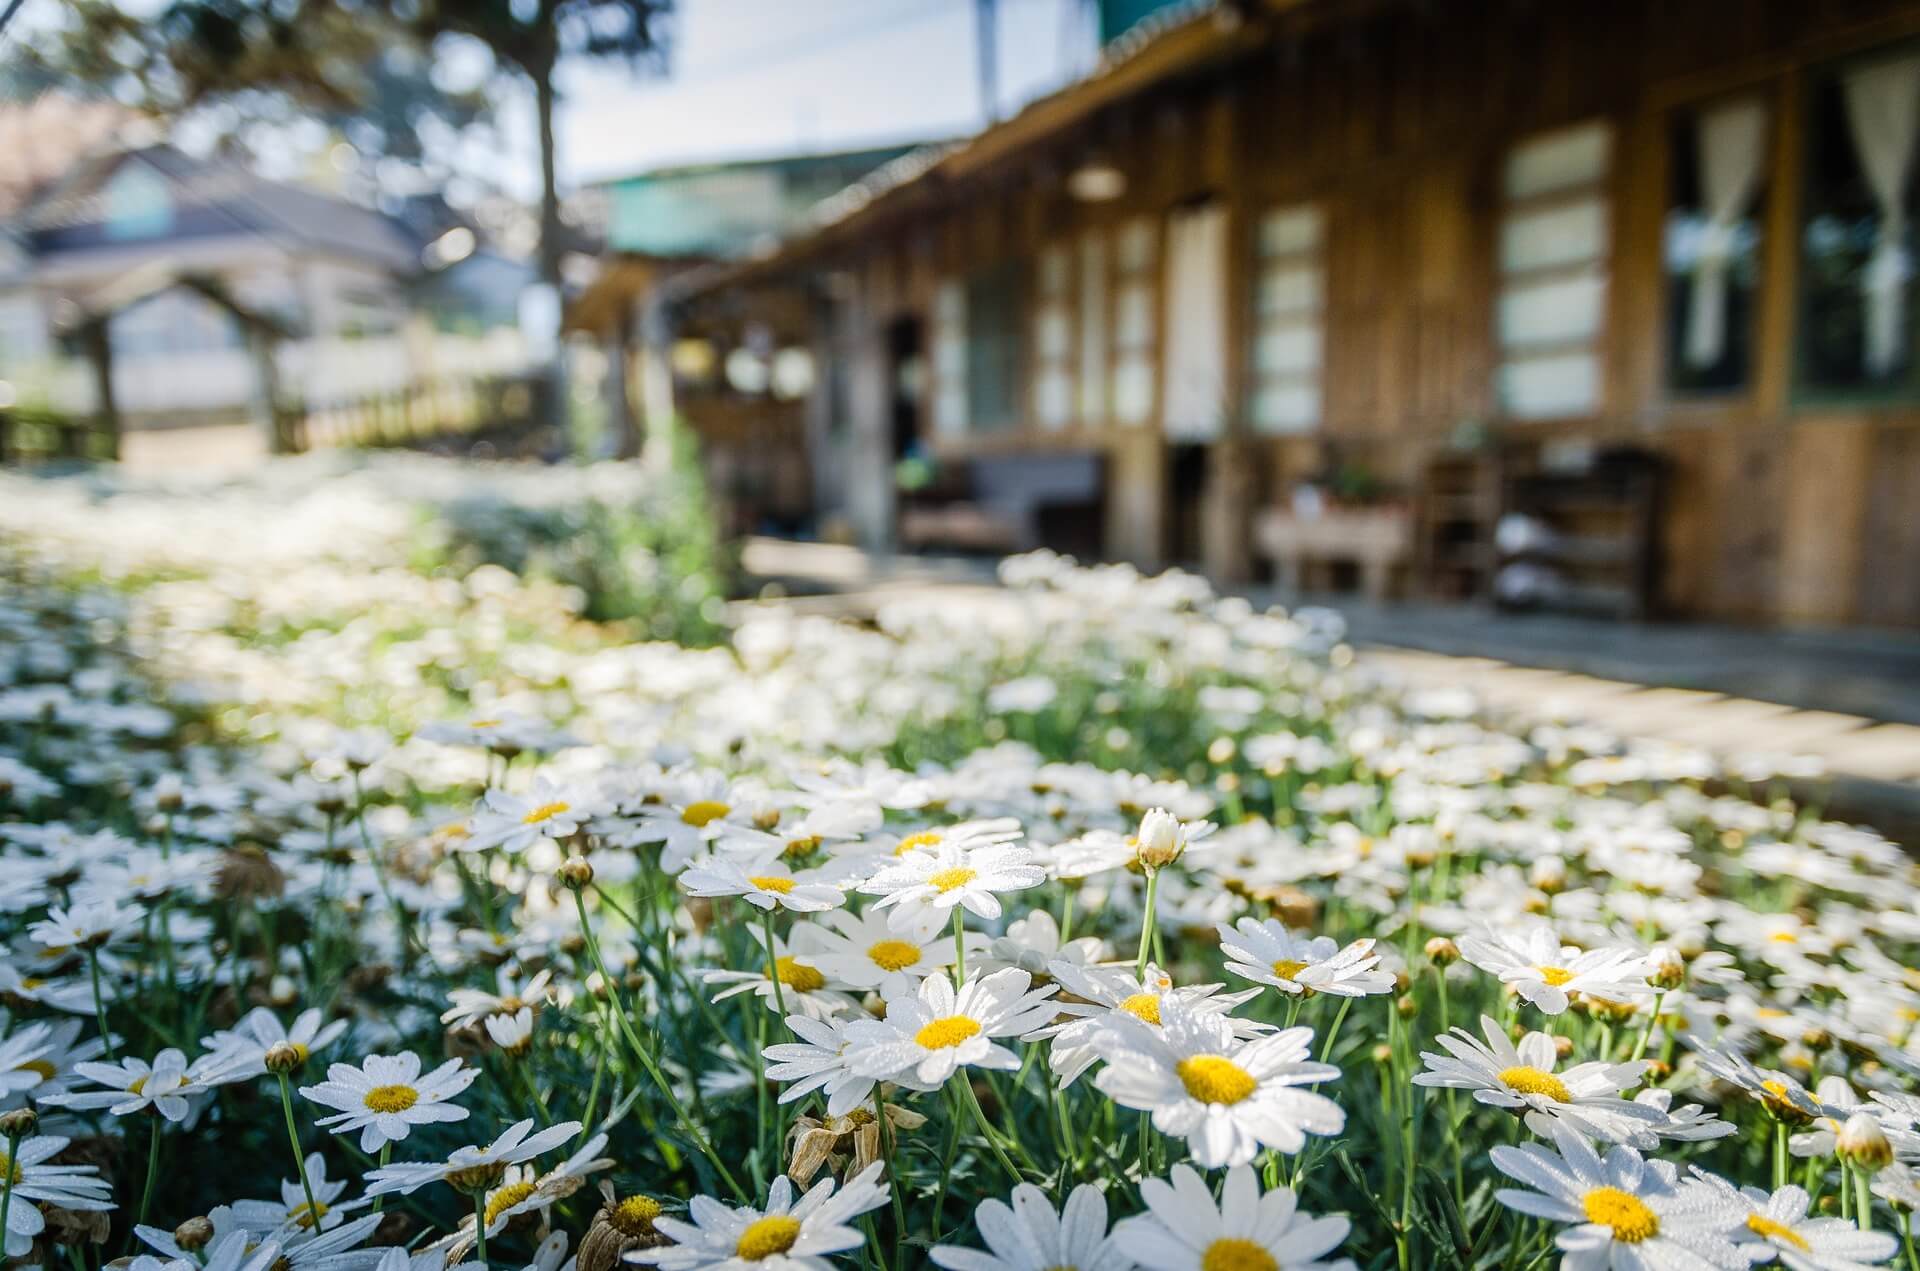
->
[1166,443,1208,566]
[887,316,924,460]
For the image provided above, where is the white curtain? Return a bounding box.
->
[1162,203,1228,441]
[1684,97,1768,368]
[1843,55,1920,377]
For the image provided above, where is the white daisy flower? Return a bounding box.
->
[27,898,142,952]
[1034,960,1267,1087]
[441,967,555,1032]
[299,1052,480,1152]
[796,908,953,999]
[1092,1000,1344,1169]
[365,1118,584,1197]
[706,930,859,1022]
[1689,1174,1899,1271]
[1458,923,1653,1015]
[0,1018,107,1106]
[1215,919,1394,999]
[464,780,595,855]
[1491,1124,1746,1269]
[229,1152,371,1234]
[930,1181,1132,1270]
[129,1229,283,1271]
[860,838,1045,933]
[626,1161,888,1269]
[1633,1089,1737,1144]
[1113,1162,1355,1271]
[475,1132,614,1237]
[680,856,847,913]
[0,1133,116,1257]
[764,1015,880,1118]
[202,1007,348,1082]
[44,1048,204,1122]
[841,967,1058,1089]
[1688,1043,1828,1124]
[1412,1015,1667,1145]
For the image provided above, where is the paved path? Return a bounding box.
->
[737,538,1920,840]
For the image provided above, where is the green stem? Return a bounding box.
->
[952,906,968,988]
[875,1089,907,1247]
[0,1131,18,1266]
[86,948,116,1059]
[1857,1167,1875,1233]
[372,1143,391,1216]
[760,907,789,1021]
[277,1073,327,1232]
[570,892,746,1200]
[472,1192,489,1269]
[954,1074,1022,1184]
[1136,868,1161,978]
[135,1111,161,1229]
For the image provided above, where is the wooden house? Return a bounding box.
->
[668,0,1920,627]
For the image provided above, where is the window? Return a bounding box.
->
[932,280,968,437]
[1032,244,1074,430]
[1666,97,1768,393]
[1496,121,1612,419]
[102,163,174,241]
[1250,204,1325,433]
[1163,202,1229,441]
[1112,216,1158,425]
[1799,50,1920,397]
[1078,232,1109,423]
[965,263,1024,432]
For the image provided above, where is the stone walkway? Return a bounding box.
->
[737,538,1920,840]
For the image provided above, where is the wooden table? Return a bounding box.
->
[1255,505,1412,600]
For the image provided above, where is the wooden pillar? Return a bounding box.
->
[1106,427,1165,569]
[804,284,842,525]
[250,326,290,453]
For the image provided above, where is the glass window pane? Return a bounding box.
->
[1500,352,1600,417]
[1501,199,1609,273]
[1505,122,1612,199]
[1499,274,1607,348]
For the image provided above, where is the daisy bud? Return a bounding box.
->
[1529,855,1567,893]
[446,1161,509,1195]
[0,1107,37,1138]
[173,1217,215,1252]
[1370,1043,1392,1066]
[1395,995,1417,1019]
[1133,808,1187,870]
[1648,945,1686,990]
[557,858,595,889]
[263,1041,306,1074]
[1207,737,1236,765]
[1553,1035,1575,1060]
[1424,936,1459,966]
[1839,1113,1895,1174]
[1802,1027,1834,1054]
[154,775,185,812]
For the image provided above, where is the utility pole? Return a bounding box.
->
[976,0,999,123]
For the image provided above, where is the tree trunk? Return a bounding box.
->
[531,55,571,442]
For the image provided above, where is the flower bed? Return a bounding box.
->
[1,461,1916,1271]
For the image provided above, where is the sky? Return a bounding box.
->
[6,0,1096,199]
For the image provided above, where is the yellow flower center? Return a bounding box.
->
[0,1154,19,1187]
[1176,1054,1258,1105]
[867,940,922,972]
[927,867,977,893]
[521,801,570,825]
[15,1060,55,1080]
[1581,1187,1659,1242]
[1119,993,1162,1025]
[1538,965,1575,987]
[128,1075,148,1095]
[1745,1214,1809,1251]
[1498,1066,1571,1102]
[736,1214,802,1259]
[484,1181,537,1228]
[681,800,731,827]
[363,1084,420,1113]
[470,719,501,729]
[895,831,942,856]
[749,876,796,895]
[1270,959,1308,981]
[774,957,826,992]
[289,1200,330,1230]
[611,1194,663,1236]
[915,1016,983,1049]
[1200,1237,1278,1271]
[1769,931,1799,944]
